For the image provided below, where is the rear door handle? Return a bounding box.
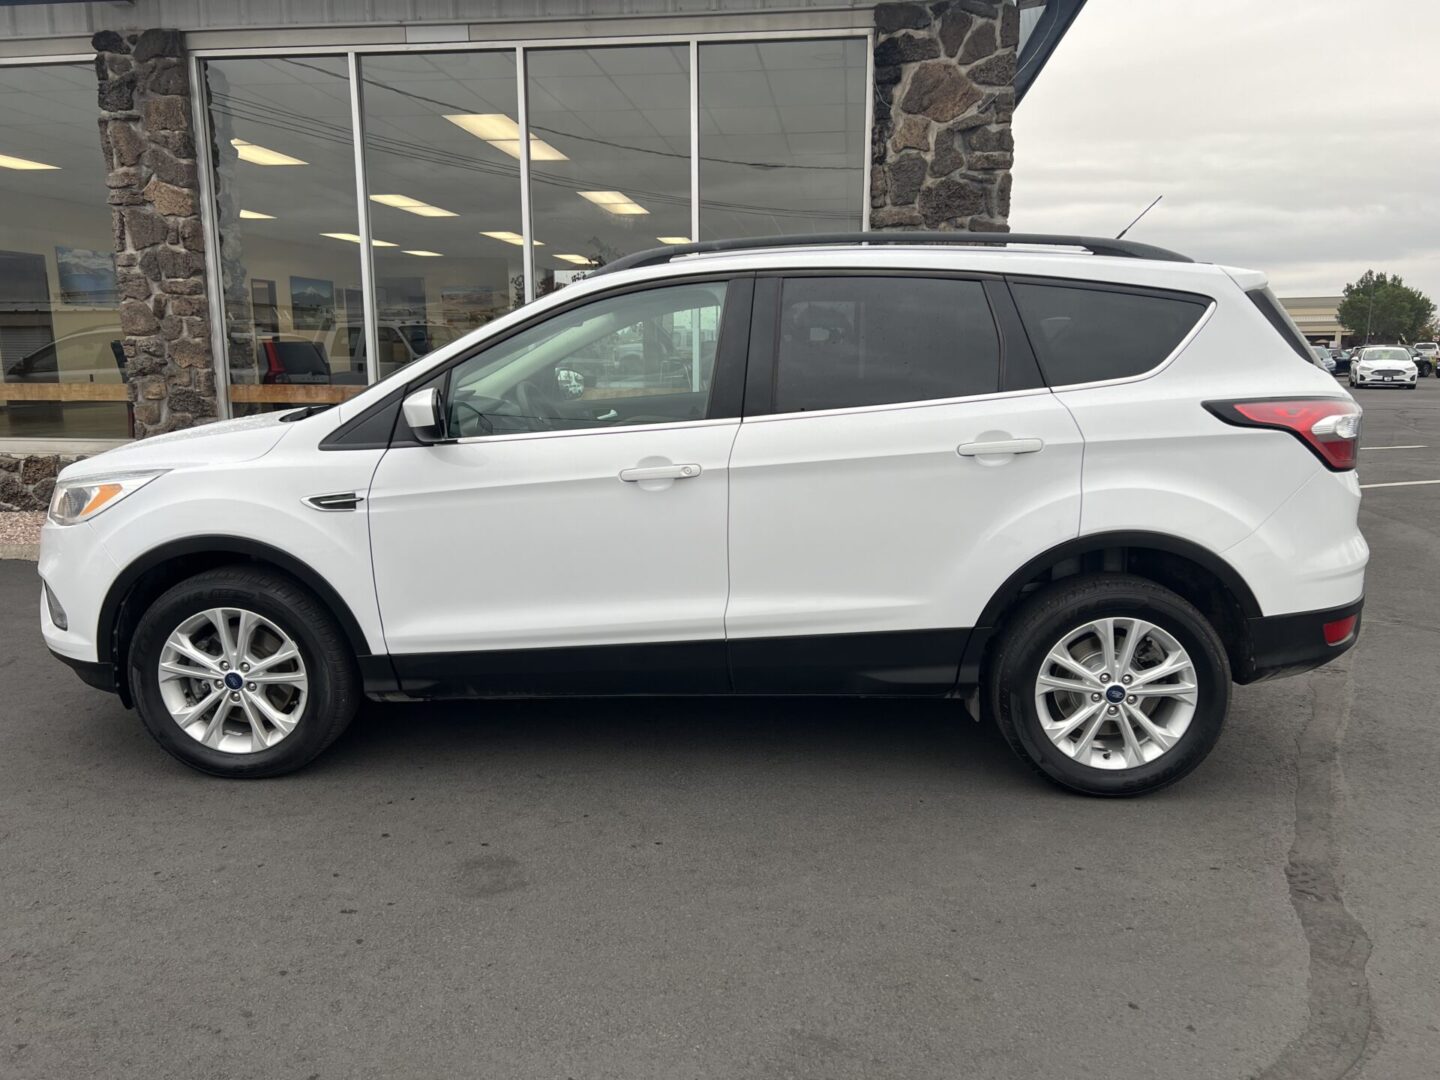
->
[619,464,701,482]
[957,438,1044,457]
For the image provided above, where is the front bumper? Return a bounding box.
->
[1352,369,1417,386]
[1236,597,1363,683]
[47,647,118,694]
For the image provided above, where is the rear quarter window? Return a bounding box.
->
[1010,280,1210,385]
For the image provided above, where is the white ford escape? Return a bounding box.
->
[38,234,1367,795]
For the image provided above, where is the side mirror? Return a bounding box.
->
[402,387,445,443]
[555,367,585,399]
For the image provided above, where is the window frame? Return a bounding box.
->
[323,271,755,450]
[1005,274,1217,391]
[740,269,1038,420]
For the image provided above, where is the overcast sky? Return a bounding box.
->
[1011,0,1440,303]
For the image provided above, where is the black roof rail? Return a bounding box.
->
[589,231,1193,278]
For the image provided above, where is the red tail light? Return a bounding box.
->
[1204,398,1361,471]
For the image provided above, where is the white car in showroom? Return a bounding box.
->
[1349,345,1418,389]
[39,233,1366,796]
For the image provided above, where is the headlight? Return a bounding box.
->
[48,470,167,526]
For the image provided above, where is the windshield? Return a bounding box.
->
[1416,343,1437,351]
[1363,347,1411,361]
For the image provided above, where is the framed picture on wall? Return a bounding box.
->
[289,276,335,331]
[55,246,117,305]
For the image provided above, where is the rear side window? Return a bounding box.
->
[1245,285,1313,363]
[773,277,999,412]
[1011,281,1209,385]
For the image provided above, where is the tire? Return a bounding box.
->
[128,565,360,778]
[986,574,1231,797]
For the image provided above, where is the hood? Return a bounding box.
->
[59,411,293,481]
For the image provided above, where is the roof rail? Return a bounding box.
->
[589,231,1193,278]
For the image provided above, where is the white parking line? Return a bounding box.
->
[1359,479,1440,489]
[1361,445,1427,451]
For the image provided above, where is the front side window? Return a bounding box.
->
[1012,281,1210,385]
[773,277,1000,413]
[443,280,727,438]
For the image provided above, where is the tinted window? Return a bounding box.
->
[773,277,999,412]
[1012,282,1209,385]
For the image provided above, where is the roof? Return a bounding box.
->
[1016,0,1090,103]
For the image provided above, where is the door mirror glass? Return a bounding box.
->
[555,367,585,399]
[402,387,444,442]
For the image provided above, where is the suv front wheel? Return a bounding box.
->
[988,575,1230,796]
[128,566,360,778]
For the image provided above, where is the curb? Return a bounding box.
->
[0,544,39,561]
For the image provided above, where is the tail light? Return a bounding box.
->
[1204,397,1361,471]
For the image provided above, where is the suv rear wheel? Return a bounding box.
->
[988,575,1230,796]
[128,566,359,778]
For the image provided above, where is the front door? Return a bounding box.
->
[725,274,1083,693]
[367,277,750,696]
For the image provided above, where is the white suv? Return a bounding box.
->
[38,234,1367,795]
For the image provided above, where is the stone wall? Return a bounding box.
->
[871,1,1018,231]
[94,28,217,438]
[0,454,82,512]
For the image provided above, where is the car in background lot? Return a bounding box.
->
[38,232,1367,797]
[1311,345,1337,373]
[1333,348,1354,375]
[1349,345,1418,389]
[1412,342,1437,377]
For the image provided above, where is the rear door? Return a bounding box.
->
[725,273,1083,693]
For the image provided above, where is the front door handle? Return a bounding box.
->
[619,463,701,482]
[957,438,1044,457]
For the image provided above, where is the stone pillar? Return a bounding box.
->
[871,1,1018,232]
[93,29,216,438]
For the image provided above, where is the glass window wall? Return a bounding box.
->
[526,46,693,292]
[360,52,523,366]
[0,63,128,440]
[203,56,367,412]
[198,35,868,420]
[698,39,867,239]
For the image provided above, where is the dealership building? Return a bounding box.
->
[0,0,1081,505]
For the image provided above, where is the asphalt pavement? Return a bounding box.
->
[1,378,1437,1080]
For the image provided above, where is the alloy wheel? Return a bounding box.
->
[1033,617,1198,770]
[156,607,308,754]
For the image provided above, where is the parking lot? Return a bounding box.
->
[1,378,1437,1080]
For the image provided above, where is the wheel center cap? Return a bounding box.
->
[1105,685,1126,703]
[224,672,243,691]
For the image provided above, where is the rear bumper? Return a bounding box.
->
[1236,597,1363,683]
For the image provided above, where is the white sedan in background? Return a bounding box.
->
[1349,346,1418,389]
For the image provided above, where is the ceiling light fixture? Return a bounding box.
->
[231,138,308,166]
[656,236,692,245]
[443,114,567,161]
[578,190,649,216]
[239,209,275,220]
[0,152,59,171]
[480,231,543,247]
[403,249,444,257]
[370,194,458,218]
[554,254,596,266]
[320,232,398,247]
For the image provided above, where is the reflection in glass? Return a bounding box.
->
[0,64,128,439]
[699,39,866,239]
[444,281,727,437]
[359,52,523,361]
[204,56,367,412]
[526,46,692,291]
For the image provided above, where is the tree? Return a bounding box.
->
[1337,271,1436,344]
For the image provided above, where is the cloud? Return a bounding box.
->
[1011,0,1440,302]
